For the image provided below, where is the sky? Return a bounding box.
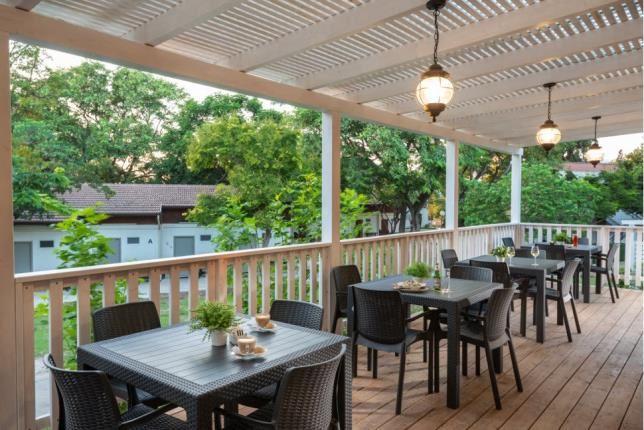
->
[39,48,642,162]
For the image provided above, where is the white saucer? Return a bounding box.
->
[246,321,279,333]
[231,346,267,360]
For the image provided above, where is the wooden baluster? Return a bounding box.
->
[361,245,367,281]
[635,228,642,287]
[169,267,181,325]
[233,259,243,312]
[262,256,271,314]
[299,252,307,302]
[287,253,296,300]
[48,281,64,429]
[149,269,161,315]
[275,254,284,301]
[624,229,634,286]
[206,260,217,302]
[311,250,319,304]
[378,240,385,278]
[77,277,91,346]
[189,264,200,312]
[19,283,36,430]
[127,271,139,303]
[102,274,116,307]
[248,258,258,315]
[216,259,228,304]
[369,244,376,281]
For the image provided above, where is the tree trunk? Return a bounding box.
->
[398,208,408,233]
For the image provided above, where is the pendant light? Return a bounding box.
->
[585,116,604,167]
[416,0,454,122]
[536,82,561,151]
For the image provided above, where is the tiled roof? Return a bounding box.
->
[60,183,216,214]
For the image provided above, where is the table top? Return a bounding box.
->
[467,255,565,273]
[77,319,348,403]
[533,243,602,253]
[350,274,501,308]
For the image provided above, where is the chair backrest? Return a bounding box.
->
[485,287,516,341]
[270,300,323,330]
[606,242,619,268]
[43,354,121,430]
[353,287,406,344]
[441,249,459,269]
[470,260,512,288]
[330,265,361,312]
[537,244,566,260]
[501,237,515,248]
[560,259,580,298]
[273,344,346,430]
[93,301,161,342]
[450,265,493,283]
[515,247,546,259]
[578,237,590,245]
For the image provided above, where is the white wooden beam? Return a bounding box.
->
[0,31,18,430]
[511,120,644,146]
[0,5,512,153]
[511,150,522,224]
[411,72,643,122]
[124,0,241,46]
[387,49,642,115]
[440,90,642,128]
[6,0,40,11]
[220,0,422,72]
[287,0,621,90]
[497,111,643,141]
[321,111,341,330]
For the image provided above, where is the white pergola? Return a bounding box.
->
[0,1,641,427]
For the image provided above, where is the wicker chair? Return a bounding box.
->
[236,300,323,409]
[440,249,459,269]
[579,237,590,245]
[426,265,493,392]
[522,259,581,342]
[458,287,523,410]
[591,243,620,303]
[501,237,516,248]
[330,265,361,333]
[215,344,346,430]
[270,299,323,330]
[43,354,185,430]
[515,247,546,259]
[92,301,164,409]
[352,287,433,414]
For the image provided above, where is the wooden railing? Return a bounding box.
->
[522,223,643,287]
[13,222,642,428]
[15,242,330,430]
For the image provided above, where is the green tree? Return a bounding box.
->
[591,147,643,219]
[461,163,600,226]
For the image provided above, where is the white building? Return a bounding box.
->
[14,184,221,273]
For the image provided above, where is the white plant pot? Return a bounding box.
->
[210,330,228,347]
[495,256,506,262]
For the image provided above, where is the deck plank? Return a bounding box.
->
[620,377,643,430]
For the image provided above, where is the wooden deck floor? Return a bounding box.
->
[171,288,643,429]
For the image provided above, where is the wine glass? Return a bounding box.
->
[507,246,515,263]
[530,244,540,266]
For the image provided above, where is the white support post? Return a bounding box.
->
[445,141,459,252]
[0,32,18,430]
[511,149,523,245]
[511,149,523,224]
[321,111,341,330]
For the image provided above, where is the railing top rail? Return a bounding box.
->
[520,222,641,230]
[15,241,331,284]
[458,222,517,231]
[340,228,453,245]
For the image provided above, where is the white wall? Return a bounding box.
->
[13,223,221,272]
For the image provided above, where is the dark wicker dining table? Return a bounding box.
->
[347,274,502,409]
[78,318,351,430]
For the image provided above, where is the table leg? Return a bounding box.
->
[186,400,212,430]
[535,270,546,343]
[583,252,591,303]
[338,345,352,429]
[446,304,461,409]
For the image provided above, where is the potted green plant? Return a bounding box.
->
[491,245,510,262]
[405,262,431,280]
[553,232,570,245]
[190,301,239,346]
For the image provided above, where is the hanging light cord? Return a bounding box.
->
[546,86,552,121]
[433,9,440,65]
[594,118,598,140]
